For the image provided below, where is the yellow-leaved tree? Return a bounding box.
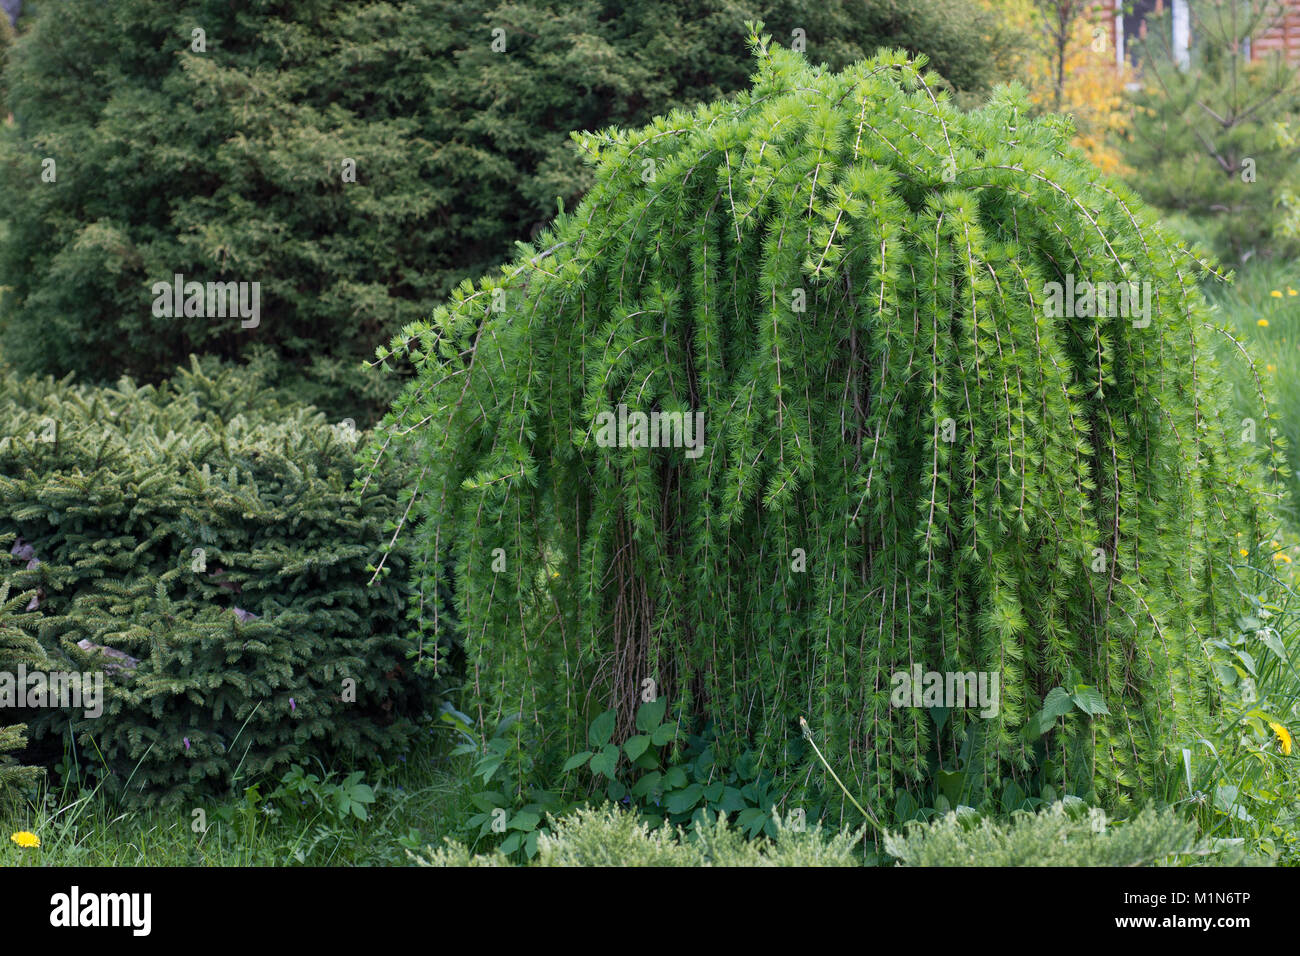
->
[981,0,1131,175]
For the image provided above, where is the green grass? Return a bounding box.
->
[1191,258,1300,863]
[1207,259,1300,522]
[0,730,476,866]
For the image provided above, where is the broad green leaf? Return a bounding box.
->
[562,750,594,772]
[662,766,688,790]
[623,734,652,761]
[930,705,950,732]
[736,807,768,837]
[1258,628,1287,661]
[589,743,619,777]
[1041,686,1075,720]
[588,709,616,747]
[666,782,703,814]
[636,697,667,732]
[631,771,662,798]
[1234,648,1258,677]
[470,791,507,812]
[718,786,746,812]
[651,722,677,746]
[632,749,660,771]
[1070,685,1109,716]
[509,811,540,831]
[936,769,965,806]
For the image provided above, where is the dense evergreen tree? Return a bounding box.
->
[0,8,11,109]
[0,0,1017,421]
[369,33,1279,821]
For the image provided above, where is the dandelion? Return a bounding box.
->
[1289,288,1298,296]
[1259,319,1270,327]
[9,831,39,849]
[1267,364,1277,373]
[1271,290,1283,298]
[1283,554,1292,564]
[1240,548,1250,556]
[1269,721,1292,756]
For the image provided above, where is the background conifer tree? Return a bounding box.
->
[1120,0,1300,264]
[0,0,1018,421]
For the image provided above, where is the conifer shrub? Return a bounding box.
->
[881,799,1248,866]
[413,800,1240,867]
[0,358,422,806]
[0,581,48,807]
[414,805,864,867]
[370,32,1279,823]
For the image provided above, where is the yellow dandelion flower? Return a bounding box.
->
[1271,290,1283,298]
[9,831,40,849]
[1259,319,1270,327]
[1240,548,1249,556]
[1269,722,1292,756]
[1267,364,1277,372]
[1289,288,1298,296]
[1284,555,1293,564]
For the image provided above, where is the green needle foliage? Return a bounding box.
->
[0,580,48,807]
[1,358,423,806]
[0,0,458,421]
[415,798,1242,867]
[0,10,12,108]
[370,30,1279,822]
[415,805,864,867]
[0,0,1019,423]
[881,799,1247,866]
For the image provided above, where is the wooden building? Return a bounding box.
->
[1094,0,1300,68]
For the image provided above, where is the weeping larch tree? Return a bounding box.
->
[368,27,1280,823]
